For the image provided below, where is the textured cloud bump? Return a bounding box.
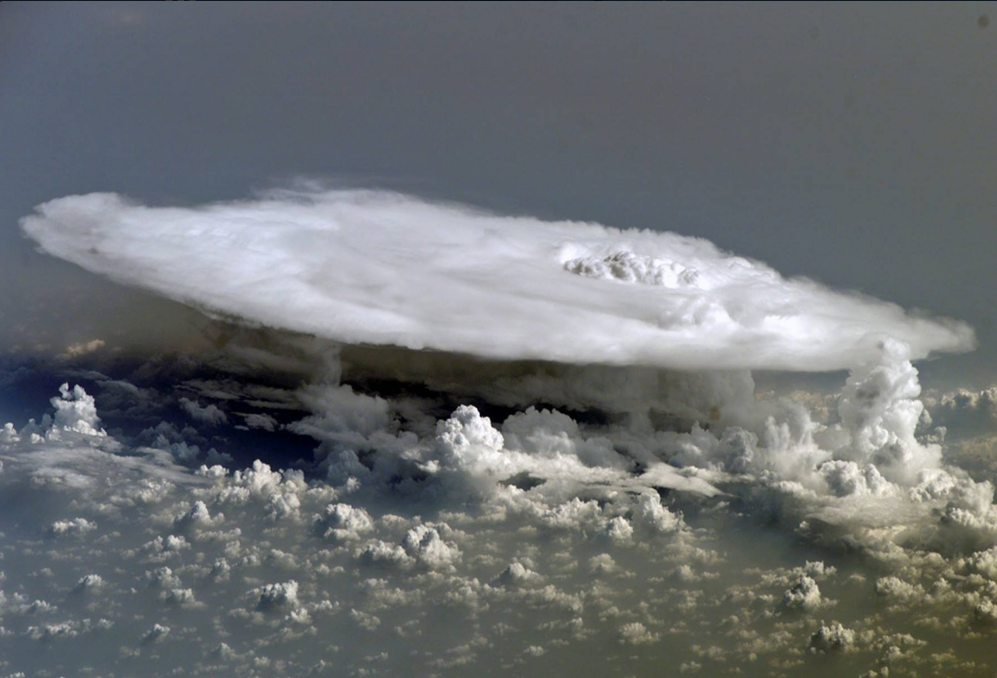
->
[21,189,973,370]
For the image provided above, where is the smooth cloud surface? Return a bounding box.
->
[21,189,973,371]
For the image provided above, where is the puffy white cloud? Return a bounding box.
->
[289,383,395,449]
[50,383,106,438]
[254,580,300,613]
[808,621,855,653]
[145,566,182,590]
[160,587,199,608]
[142,623,171,643]
[138,535,191,562]
[494,562,544,588]
[312,503,373,542]
[48,517,97,538]
[834,339,938,479]
[874,577,925,604]
[501,407,624,470]
[633,492,684,533]
[72,574,105,593]
[349,608,381,631]
[819,461,893,497]
[173,500,223,530]
[357,540,412,568]
[782,574,827,611]
[402,524,462,571]
[0,422,18,444]
[618,621,659,645]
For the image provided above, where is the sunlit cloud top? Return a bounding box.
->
[22,189,974,371]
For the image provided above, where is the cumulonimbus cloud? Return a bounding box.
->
[21,188,974,371]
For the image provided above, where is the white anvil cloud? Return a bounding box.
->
[21,189,974,370]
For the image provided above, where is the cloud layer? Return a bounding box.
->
[2,371,997,677]
[10,186,996,676]
[21,189,974,371]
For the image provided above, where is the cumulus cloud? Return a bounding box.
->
[20,189,973,371]
[618,621,659,645]
[50,382,106,438]
[254,580,300,613]
[48,517,98,538]
[313,503,373,542]
[782,574,827,611]
[808,621,855,653]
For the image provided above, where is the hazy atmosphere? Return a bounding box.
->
[2,3,997,677]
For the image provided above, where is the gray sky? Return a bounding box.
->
[2,1,995,387]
